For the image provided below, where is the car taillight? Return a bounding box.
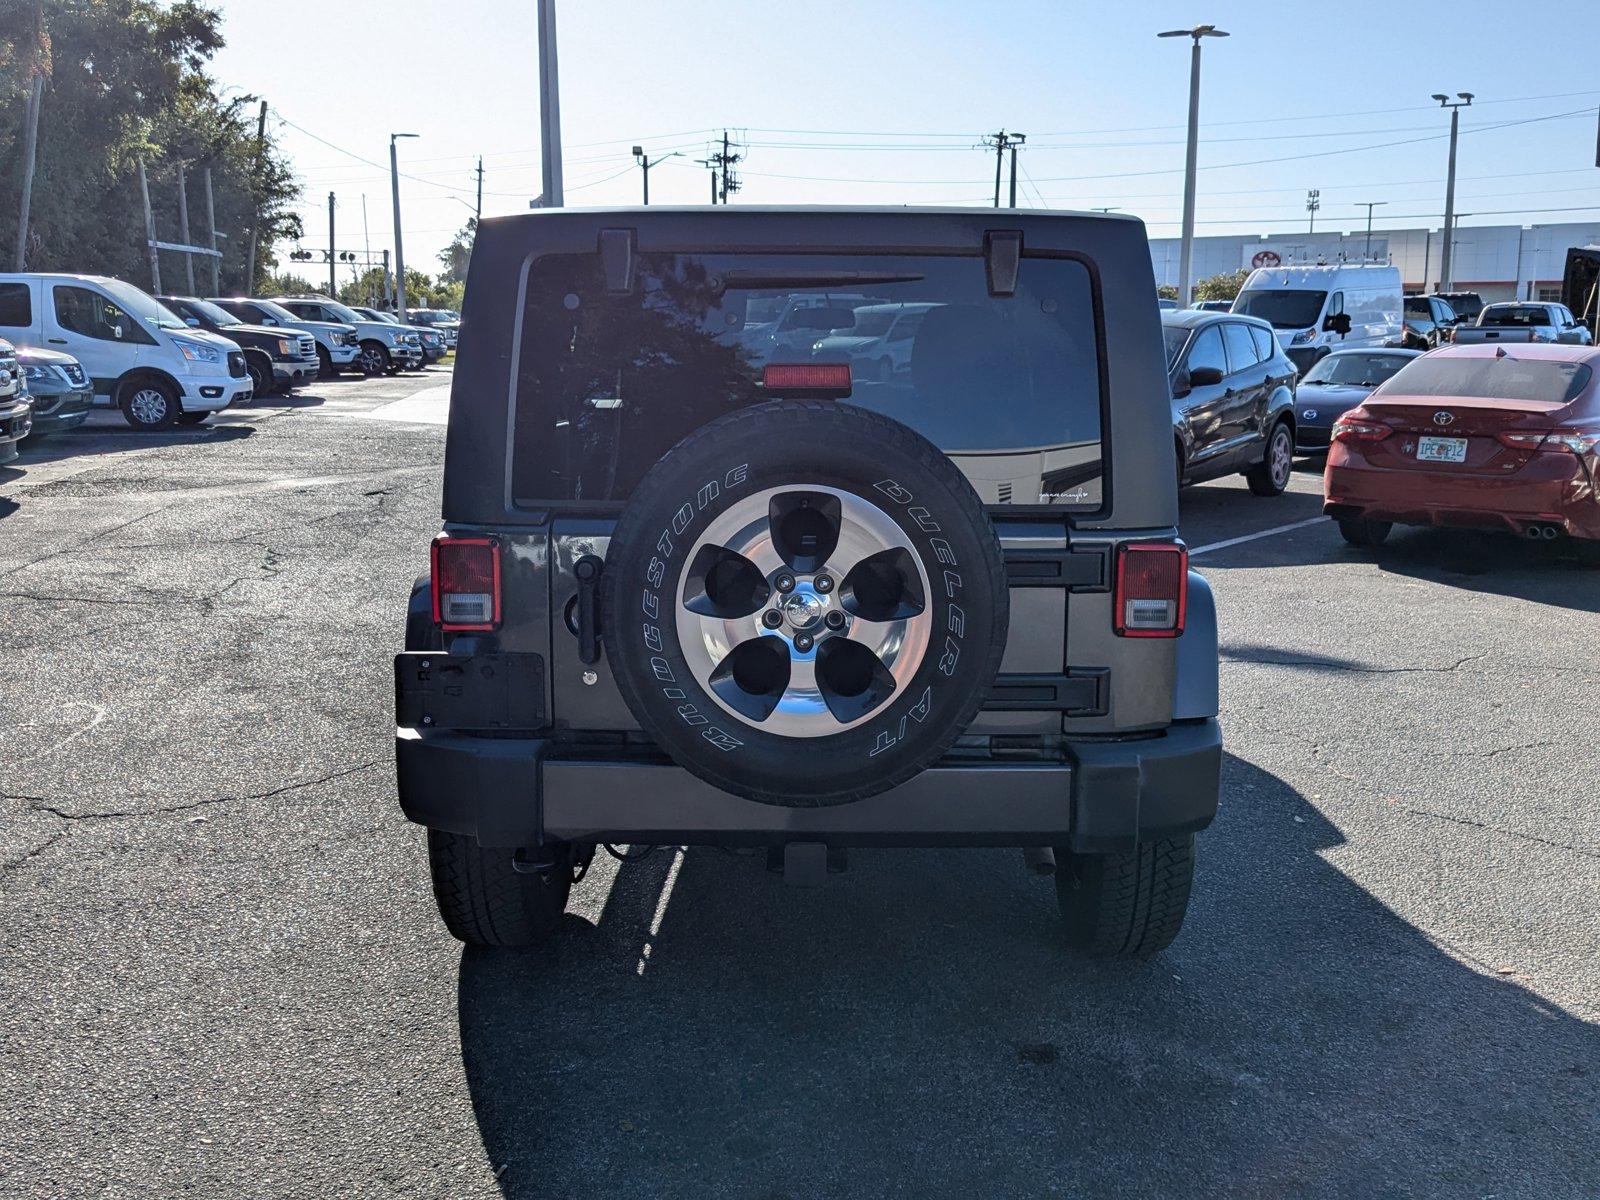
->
[1496,430,1550,450]
[1113,542,1187,638]
[431,536,501,631]
[1332,409,1392,443]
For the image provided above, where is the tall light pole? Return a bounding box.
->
[1159,25,1229,307]
[632,146,682,205]
[1356,201,1387,259]
[390,132,418,318]
[1305,188,1320,234]
[536,0,564,207]
[1433,92,1473,291]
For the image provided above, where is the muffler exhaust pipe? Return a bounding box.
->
[1525,523,1561,541]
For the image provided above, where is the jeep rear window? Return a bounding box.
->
[510,252,1103,509]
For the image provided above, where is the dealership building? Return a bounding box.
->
[1149,220,1600,305]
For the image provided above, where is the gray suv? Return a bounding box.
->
[394,208,1222,958]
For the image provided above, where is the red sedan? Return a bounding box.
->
[1323,344,1600,562]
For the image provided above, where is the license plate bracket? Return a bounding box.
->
[394,651,546,730]
[1417,435,1468,464]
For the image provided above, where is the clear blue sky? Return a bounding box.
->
[207,0,1600,274]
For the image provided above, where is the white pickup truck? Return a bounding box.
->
[1449,301,1593,346]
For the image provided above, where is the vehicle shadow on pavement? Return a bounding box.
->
[455,755,1599,1199]
[1375,528,1600,614]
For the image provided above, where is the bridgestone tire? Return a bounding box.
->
[427,830,572,947]
[602,400,1008,808]
[1053,836,1195,957]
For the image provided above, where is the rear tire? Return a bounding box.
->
[427,830,572,947]
[1053,836,1195,957]
[1245,421,1294,496]
[1338,516,1392,547]
[1569,538,1600,567]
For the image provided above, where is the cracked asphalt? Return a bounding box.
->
[2,371,1597,1198]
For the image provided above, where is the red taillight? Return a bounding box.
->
[1113,542,1188,638]
[762,362,852,396]
[1332,408,1393,444]
[1495,430,1550,450]
[431,536,501,631]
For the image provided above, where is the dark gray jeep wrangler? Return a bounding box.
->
[395,207,1221,957]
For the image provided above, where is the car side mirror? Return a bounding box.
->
[111,324,124,340]
[185,317,200,328]
[1188,365,1224,388]
[1324,313,1352,336]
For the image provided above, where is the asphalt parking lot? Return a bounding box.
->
[2,367,1596,1198]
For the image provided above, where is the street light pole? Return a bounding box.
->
[632,147,683,205]
[1356,201,1387,260]
[390,132,418,318]
[1159,25,1229,307]
[537,0,564,207]
[1433,92,1473,291]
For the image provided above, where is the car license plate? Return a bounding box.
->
[1417,436,1468,464]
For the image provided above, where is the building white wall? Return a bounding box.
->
[1149,221,1600,302]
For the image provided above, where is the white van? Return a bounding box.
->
[1231,264,1403,373]
[0,273,253,429]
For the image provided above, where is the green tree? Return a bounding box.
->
[0,0,300,290]
[1194,269,1250,303]
[437,217,474,286]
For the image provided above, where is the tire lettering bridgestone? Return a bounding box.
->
[650,657,675,682]
[642,592,659,619]
[671,503,694,535]
[647,557,665,587]
[677,704,708,727]
[696,480,720,510]
[644,625,662,652]
[702,728,743,752]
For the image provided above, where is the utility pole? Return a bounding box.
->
[1356,201,1387,260]
[382,249,391,309]
[138,158,162,292]
[981,131,1025,208]
[327,192,336,296]
[707,131,742,204]
[12,71,44,271]
[390,132,418,318]
[1433,92,1473,290]
[177,164,196,293]
[536,0,564,206]
[475,155,484,221]
[361,194,372,301]
[203,167,221,294]
[698,156,718,203]
[245,99,267,293]
[1305,188,1320,234]
[1159,25,1229,307]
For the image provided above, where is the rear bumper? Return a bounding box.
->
[394,717,1222,852]
[1325,446,1600,539]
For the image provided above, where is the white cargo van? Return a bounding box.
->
[1231,263,1402,373]
[0,273,253,429]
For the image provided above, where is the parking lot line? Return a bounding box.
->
[1189,515,1328,558]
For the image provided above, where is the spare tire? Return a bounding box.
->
[602,400,1008,807]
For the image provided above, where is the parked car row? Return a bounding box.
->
[0,272,453,439]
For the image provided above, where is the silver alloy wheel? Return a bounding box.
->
[676,484,933,736]
[358,344,387,374]
[1270,425,1293,488]
[129,387,169,425]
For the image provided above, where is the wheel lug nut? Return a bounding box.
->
[761,609,783,629]
[825,609,846,630]
[814,574,834,594]
[794,633,814,652]
[775,573,795,593]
